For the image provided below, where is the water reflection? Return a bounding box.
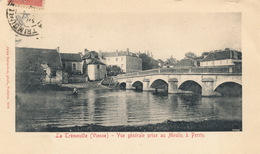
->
[16,89,242,127]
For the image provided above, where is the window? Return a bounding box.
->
[97,65,100,69]
[116,58,118,61]
[121,57,123,61]
[72,63,76,70]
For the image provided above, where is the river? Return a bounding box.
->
[16,88,242,130]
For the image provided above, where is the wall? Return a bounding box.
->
[106,55,142,73]
[41,63,63,84]
[63,61,83,73]
[200,59,236,66]
[88,64,107,81]
[126,56,142,73]
[44,70,63,84]
[106,56,127,72]
[68,75,87,83]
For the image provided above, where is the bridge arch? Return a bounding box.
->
[118,82,126,89]
[150,78,168,90]
[214,77,242,90]
[214,81,242,96]
[132,80,143,90]
[178,80,202,94]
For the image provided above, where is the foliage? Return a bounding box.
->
[185,52,197,59]
[196,52,210,59]
[106,65,123,76]
[16,68,46,92]
[139,53,159,70]
[164,56,177,66]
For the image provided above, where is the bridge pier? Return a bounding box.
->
[202,78,221,96]
[168,78,179,93]
[126,81,133,90]
[142,79,151,91]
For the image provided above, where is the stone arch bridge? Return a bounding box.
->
[116,66,242,96]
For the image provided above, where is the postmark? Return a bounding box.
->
[8,0,44,9]
[6,8,42,36]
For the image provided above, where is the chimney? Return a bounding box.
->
[116,50,119,56]
[99,50,102,58]
[126,48,130,55]
[56,47,60,52]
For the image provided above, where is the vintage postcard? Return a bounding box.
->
[0,0,260,153]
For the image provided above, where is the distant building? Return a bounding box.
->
[102,48,142,73]
[200,49,242,67]
[16,47,63,85]
[175,58,198,67]
[87,59,107,81]
[82,50,107,81]
[60,53,83,74]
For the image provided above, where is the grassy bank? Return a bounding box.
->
[17,120,242,132]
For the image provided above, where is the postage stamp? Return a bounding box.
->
[6,8,42,36]
[8,0,44,8]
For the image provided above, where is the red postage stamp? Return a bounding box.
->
[8,0,43,8]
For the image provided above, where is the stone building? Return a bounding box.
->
[200,49,242,67]
[82,50,107,81]
[60,53,83,74]
[102,48,142,73]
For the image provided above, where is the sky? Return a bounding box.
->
[17,12,241,60]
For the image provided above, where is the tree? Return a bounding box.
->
[164,55,177,66]
[201,52,210,57]
[106,65,123,76]
[185,52,197,59]
[139,53,159,70]
[157,59,165,67]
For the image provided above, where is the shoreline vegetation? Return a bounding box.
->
[17,120,242,132]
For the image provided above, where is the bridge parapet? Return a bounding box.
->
[117,65,241,79]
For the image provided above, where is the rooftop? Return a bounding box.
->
[175,58,197,67]
[102,51,138,58]
[60,53,82,62]
[16,47,62,71]
[82,51,100,60]
[201,49,242,62]
[87,59,106,65]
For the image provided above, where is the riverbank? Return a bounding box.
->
[18,120,242,132]
[61,81,103,89]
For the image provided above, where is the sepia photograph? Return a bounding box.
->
[14,12,242,132]
[3,0,260,153]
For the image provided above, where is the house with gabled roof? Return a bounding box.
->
[200,48,242,67]
[60,53,83,74]
[16,47,64,87]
